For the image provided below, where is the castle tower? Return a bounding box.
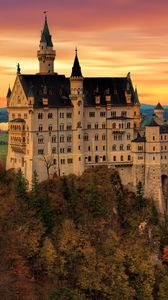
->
[37,14,55,74]
[70,49,84,175]
[154,102,164,123]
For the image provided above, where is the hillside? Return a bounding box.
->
[0,107,8,123]
[0,166,168,299]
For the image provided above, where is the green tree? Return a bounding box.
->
[135,181,145,211]
[15,168,28,202]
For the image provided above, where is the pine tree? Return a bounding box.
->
[15,168,28,202]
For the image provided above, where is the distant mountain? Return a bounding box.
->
[0,108,8,123]
[140,103,168,119]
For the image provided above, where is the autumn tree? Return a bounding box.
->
[15,168,28,202]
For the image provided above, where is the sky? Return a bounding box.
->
[0,0,168,107]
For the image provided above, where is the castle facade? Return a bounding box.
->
[6,16,168,213]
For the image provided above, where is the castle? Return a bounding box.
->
[6,16,168,213]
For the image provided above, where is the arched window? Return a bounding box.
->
[38,113,43,119]
[48,125,52,132]
[120,144,124,151]
[60,135,64,142]
[95,155,99,163]
[67,135,72,142]
[88,156,91,162]
[127,144,131,150]
[121,155,124,161]
[52,135,56,143]
[38,135,44,144]
[112,123,116,129]
[84,133,88,141]
[52,147,56,154]
[102,134,106,140]
[128,155,131,161]
[102,123,106,129]
[103,155,106,161]
[48,113,53,119]
[95,134,99,141]
[127,122,130,129]
[113,156,116,161]
[112,144,116,151]
[95,123,98,129]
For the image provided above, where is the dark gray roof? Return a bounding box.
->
[10,118,26,123]
[107,116,133,120]
[132,132,146,143]
[18,74,138,108]
[40,17,53,47]
[160,125,168,134]
[71,51,82,77]
[147,118,160,127]
[154,102,164,111]
[6,86,11,98]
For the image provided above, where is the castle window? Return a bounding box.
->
[127,134,131,140]
[67,147,72,153]
[84,134,88,141]
[60,112,64,118]
[165,135,167,140]
[48,125,52,132]
[52,147,56,154]
[39,125,43,132]
[67,112,72,118]
[128,155,131,161]
[153,147,155,151]
[102,134,106,140]
[161,156,163,160]
[95,134,99,141]
[161,146,163,150]
[165,146,167,150]
[67,158,73,164]
[67,124,72,130]
[103,155,106,161]
[67,135,72,142]
[102,123,106,129]
[53,159,56,165]
[127,122,130,129]
[103,145,105,151]
[61,159,65,164]
[120,144,124,151]
[121,111,127,117]
[95,146,98,151]
[112,123,116,129]
[89,112,95,117]
[121,155,124,161]
[95,123,98,129]
[138,146,143,151]
[24,114,27,119]
[153,156,155,160]
[60,123,64,131]
[165,156,167,159]
[77,122,82,128]
[60,148,65,153]
[88,156,91,162]
[88,146,90,151]
[87,123,91,129]
[161,135,163,140]
[52,135,56,143]
[60,135,64,142]
[95,155,99,163]
[134,111,136,116]
[111,111,116,117]
[113,156,116,161]
[48,113,53,119]
[78,146,81,150]
[79,157,81,161]
[38,113,43,119]
[38,149,44,155]
[100,111,106,117]
[153,136,155,141]
[127,144,131,150]
[38,135,44,144]
[78,134,81,139]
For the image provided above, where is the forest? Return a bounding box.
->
[0,165,168,299]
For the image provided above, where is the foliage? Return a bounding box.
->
[0,166,168,299]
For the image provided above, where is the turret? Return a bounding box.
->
[154,102,164,123]
[6,86,11,107]
[70,48,83,97]
[70,49,84,175]
[37,14,55,74]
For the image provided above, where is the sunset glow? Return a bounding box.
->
[1,0,168,107]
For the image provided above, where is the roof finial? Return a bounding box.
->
[17,63,21,75]
[75,46,77,56]
[43,11,47,22]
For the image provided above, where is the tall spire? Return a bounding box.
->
[71,48,82,77]
[40,12,53,47]
[6,85,11,98]
[37,13,55,74]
